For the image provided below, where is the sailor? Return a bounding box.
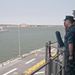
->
[64,16,75,75]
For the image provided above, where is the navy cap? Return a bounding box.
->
[64,16,75,22]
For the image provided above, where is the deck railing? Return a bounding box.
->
[30,41,65,75]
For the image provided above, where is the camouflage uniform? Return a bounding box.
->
[64,25,75,75]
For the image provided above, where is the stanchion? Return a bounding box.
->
[47,41,52,75]
[49,41,51,57]
[45,43,48,75]
[47,58,52,75]
[62,47,65,75]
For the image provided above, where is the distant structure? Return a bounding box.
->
[73,10,75,17]
[20,23,27,27]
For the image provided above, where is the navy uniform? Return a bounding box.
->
[64,22,75,75]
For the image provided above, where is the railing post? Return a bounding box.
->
[47,58,52,75]
[57,44,61,75]
[62,47,65,75]
[53,42,58,75]
[45,43,49,75]
[49,41,51,57]
[47,41,51,75]
[45,42,52,75]
[53,61,57,75]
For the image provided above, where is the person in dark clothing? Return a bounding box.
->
[64,16,75,75]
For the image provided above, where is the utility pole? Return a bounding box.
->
[18,25,21,57]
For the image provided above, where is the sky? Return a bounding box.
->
[0,0,75,25]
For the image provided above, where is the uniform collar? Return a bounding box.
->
[66,25,73,31]
[67,25,73,29]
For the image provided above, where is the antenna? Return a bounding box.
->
[73,10,75,18]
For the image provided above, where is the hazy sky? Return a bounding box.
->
[0,0,75,25]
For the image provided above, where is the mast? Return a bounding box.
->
[73,10,75,17]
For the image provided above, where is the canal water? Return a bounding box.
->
[0,26,64,63]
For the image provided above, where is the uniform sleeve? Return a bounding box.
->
[68,31,74,44]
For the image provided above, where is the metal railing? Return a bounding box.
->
[30,41,65,75]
